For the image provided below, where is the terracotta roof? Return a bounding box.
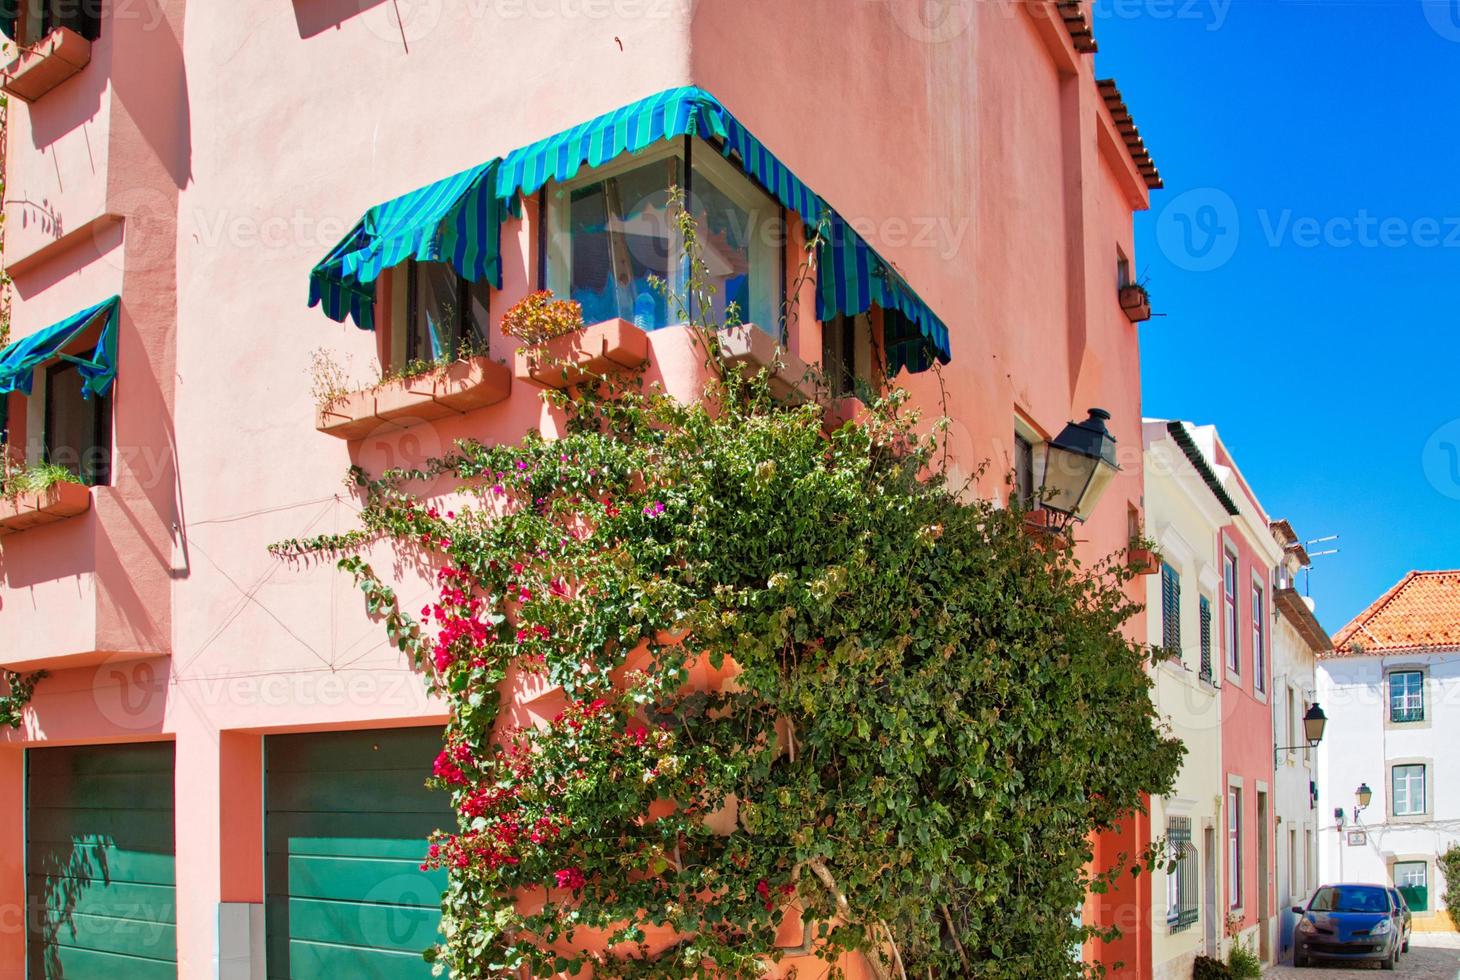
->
[1058,1,1098,53]
[1096,79,1163,190]
[1327,571,1460,658]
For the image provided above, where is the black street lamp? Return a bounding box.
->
[1274,702,1328,765]
[1039,408,1121,530]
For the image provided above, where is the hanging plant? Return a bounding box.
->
[280,198,1181,979]
[1,670,44,729]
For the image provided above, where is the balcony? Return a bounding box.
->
[316,356,514,440]
[0,481,90,535]
[0,27,91,103]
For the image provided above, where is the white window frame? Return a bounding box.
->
[1391,763,1426,817]
[1223,550,1240,677]
[1389,670,1425,724]
[1251,574,1267,695]
[1228,786,1243,911]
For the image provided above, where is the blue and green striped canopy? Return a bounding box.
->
[306,86,950,370]
[496,86,823,231]
[309,159,515,330]
[816,213,951,372]
[0,296,120,398]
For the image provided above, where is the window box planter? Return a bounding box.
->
[1119,284,1151,323]
[315,355,513,440]
[822,395,867,434]
[2,28,92,103]
[0,481,91,535]
[1128,545,1161,575]
[513,318,650,389]
[716,324,815,403]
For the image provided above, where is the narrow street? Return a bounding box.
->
[1266,935,1460,979]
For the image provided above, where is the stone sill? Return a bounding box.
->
[513,318,651,389]
[316,355,513,440]
[0,481,91,535]
[2,27,91,103]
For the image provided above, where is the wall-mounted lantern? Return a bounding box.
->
[1040,408,1121,530]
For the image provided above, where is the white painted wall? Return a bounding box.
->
[1317,650,1460,929]
[1270,607,1319,958]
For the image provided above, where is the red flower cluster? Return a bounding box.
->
[433,741,474,786]
[554,867,586,891]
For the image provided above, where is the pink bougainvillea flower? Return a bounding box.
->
[554,867,586,891]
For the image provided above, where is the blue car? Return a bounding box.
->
[1293,883,1405,970]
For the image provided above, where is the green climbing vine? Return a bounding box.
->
[281,200,1182,978]
[1,669,44,728]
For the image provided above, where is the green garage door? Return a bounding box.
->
[26,742,177,979]
[265,727,451,979]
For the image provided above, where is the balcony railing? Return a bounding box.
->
[1390,705,1424,724]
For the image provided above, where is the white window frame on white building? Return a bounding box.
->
[1389,760,1430,821]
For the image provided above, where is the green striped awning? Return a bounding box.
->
[308,159,516,330]
[306,86,952,370]
[0,296,120,398]
[817,212,951,371]
[496,86,823,230]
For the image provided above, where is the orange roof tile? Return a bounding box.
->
[1327,570,1460,657]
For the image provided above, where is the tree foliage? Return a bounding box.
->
[283,206,1182,979]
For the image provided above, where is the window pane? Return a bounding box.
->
[45,363,110,487]
[1393,765,1425,815]
[568,159,678,330]
[1390,672,1423,723]
[691,166,752,325]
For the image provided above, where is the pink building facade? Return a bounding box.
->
[0,2,1162,976]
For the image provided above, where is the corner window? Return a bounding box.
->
[1161,563,1182,657]
[822,313,874,399]
[1252,581,1266,693]
[42,362,111,487]
[1167,816,1198,931]
[1117,247,1131,288]
[403,260,489,366]
[545,141,781,334]
[1394,862,1429,913]
[1392,764,1426,816]
[1389,671,1424,724]
[13,0,102,44]
[1228,787,1243,909]
[1223,551,1240,674]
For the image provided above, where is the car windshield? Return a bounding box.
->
[1310,886,1390,913]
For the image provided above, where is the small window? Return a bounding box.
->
[1223,552,1240,674]
[43,361,111,487]
[1228,787,1243,909]
[404,260,490,367]
[1013,432,1035,507]
[16,0,102,44]
[1167,817,1198,931]
[822,313,873,399]
[1117,247,1131,288]
[1389,671,1424,724]
[1252,581,1267,693]
[1392,764,1426,816]
[1395,862,1428,913]
[1161,563,1182,657]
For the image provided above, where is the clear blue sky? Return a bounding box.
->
[1092,0,1460,632]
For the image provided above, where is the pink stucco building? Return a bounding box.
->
[0,2,1163,976]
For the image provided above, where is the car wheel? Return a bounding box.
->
[1381,945,1398,970]
[1293,951,1308,968]
[1403,938,1410,953]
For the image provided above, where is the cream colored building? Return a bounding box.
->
[1144,420,1237,979]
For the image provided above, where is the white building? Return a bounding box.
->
[1266,520,1331,960]
[1143,421,1234,979]
[1317,570,1460,932]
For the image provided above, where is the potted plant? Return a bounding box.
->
[1128,537,1161,575]
[506,291,650,389]
[1119,281,1151,323]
